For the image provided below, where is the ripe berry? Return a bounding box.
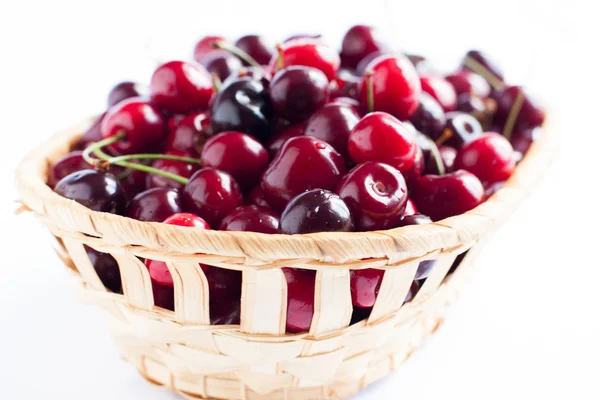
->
[340,25,388,70]
[280,189,353,234]
[303,103,360,159]
[166,112,212,156]
[220,205,280,233]
[235,35,274,65]
[55,170,126,214]
[193,35,226,62]
[126,188,183,222]
[85,246,122,293]
[107,81,148,107]
[419,75,457,112]
[48,151,93,188]
[454,132,516,185]
[200,50,243,82]
[146,152,199,190]
[270,38,340,81]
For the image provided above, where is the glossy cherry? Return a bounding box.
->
[412,170,484,221]
[219,205,280,233]
[283,267,316,332]
[107,81,148,107]
[340,25,388,70]
[336,161,408,231]
[163,212,211,228]
[330,71,361,100]
[462,50,504,82]
[200,131,269,191]
[166,112,212,156]
[397,214,435,280]
[409,92,446,137]
[150,60,213,114]
[182,168,244,227]
[280,189,353,234]
[193,35,226,62]
[434,112,483,148]
[495,85,545,129]
[348,112,417,172]
[200,50,243,82]
[126,188,183,222]
[146,152,199,190]
[419,75,457,112]
[48,151,93,188]
[55,170,126,214]
[445,71,491,98]
[235,35,274,65]
[303,103,359,159]
[359,55,421,120]
[260,136,346,211]
[269,38,340,81]
[454,132,515,185]
[269,66,329,123]
[85,246,122,293]
[350,268,384,308]
[401,146,424,189]
[245,186,271,208]
[265,123,305,155]
[355,50,385,76]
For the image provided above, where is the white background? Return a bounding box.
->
[1,0,598,399]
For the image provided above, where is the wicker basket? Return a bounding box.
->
[15,116,556,400]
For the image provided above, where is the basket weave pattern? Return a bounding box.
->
[16,117,556,399]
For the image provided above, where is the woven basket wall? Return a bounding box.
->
[15,116,556,400]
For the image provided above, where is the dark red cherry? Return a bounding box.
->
[127,188,183,222]
[424,144,457,175]
[413,170,484,221]
[85,246,122,293]
[107,81,149,107]
[409,93,446,138]
[193,35,226,62]
[260,136,346,211]
[223,66,271,88]
[210,77,272,142]
[280,189,353,234]
[433,112,483,148]
[348,112,417,172]
[200,131,269,191]
[48,151,93,188]
[235,35,274,65]
[401,146,424,189]
[340,25,388,70]
[146,152,199,190]
[269,38,340,81]
[462,50,504,82]
[336,161,408,231]
[55,170,126,214]
[330,70,361,100]
[350,268,383,308]
[419,75,457,112]
[150,60,213,114]
[283,267,316,332]
[454,132,515,186]
[199,50,243,82]
[77,113,106,150]
[202,265,242,301]
[359,55,421,120]
[445,71,491,98]
[210,299,241,325]
[397,214,434,279]
[303,103,360,159]
[265,123,305,156]
[245,186,271,208]
[119,167,147,202]
[495,86,545,129]
[511,126,541,156]
[269,66,329,123]
[166,112,212,156]
[182,168,244,227]
[101,98,167,155]
[403,198,418,215]
[220,205,280,233]
[151,280,174,310]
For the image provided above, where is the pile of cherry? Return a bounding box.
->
[50,26,545,332]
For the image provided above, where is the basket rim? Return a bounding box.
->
[14,115,557,266]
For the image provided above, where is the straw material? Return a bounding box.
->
[15,116,557,399]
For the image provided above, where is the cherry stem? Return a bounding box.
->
[275,44,284,71]
[211,41,261,68]
[426,137,446,176]
[502,88,525,140]
[435,128,453,146]
[365,70,375,113]
[109,153,201,165]
[212,73,222,93]
[463,55,505,91]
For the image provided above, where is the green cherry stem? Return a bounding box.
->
[108,153,202,165]
[365,70,375,113]
[463,55,505,91]
[502,88,525,140]
[211,40,261,68]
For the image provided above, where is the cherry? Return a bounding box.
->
[280,189,353,234]
[348,112,417,172]
[269,38,340,81]
[401,146,424,189]
[245,186,271,208]
[203,266,242,301]
[119,167,148,202]
[412,170,484,221]
[409,92,446,137]
[219,205,280,233]
[210,299,241,325]
[163,212,211,228]
[265,123,305,156]
[303,103,360,159]
[260,136,346,211]
[150,60,213,114]
[152,281,174,310]
[235,35,274,65]
[269,66,329,123]
[424,144,457,175]
[330,70,361,100]
[199,50,243,82]
[445,71,491,98]
[397,214,434,279]
[55,170,126,214]
[340,25,388,70]
[403,198,418,215]
[85,246,122,293]
[419,75,457,112]
[166,112,212,156]
[350,268,383,308]
[511,126,541,156]
[182,168,243,227]
[283,267,316,332]
[126,188,183,222]
[101,98,167,154]
[107,81,148,107]
[462,50,504,82]
[336,161,408,231]
[193,35,226,62]
[146,152,199,190]
[359,55,421,120]
[355,50,385,76]
[210,77,272,142]
[200,131,269,192]
[495,85,545,129]
[454,132,515,186]
[223,66,271,88]
[433,112,482,148]
[48,151,93,188]
[78,113,106,150]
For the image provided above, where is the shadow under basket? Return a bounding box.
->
[15,116,556,400]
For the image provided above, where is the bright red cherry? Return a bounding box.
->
[101,98,167,154]
[166,112,212,156]
[495,85,545,129]
[265,123,305,156]
[303,103,360,159]
[150,60,213,114]
[182,168,244,227]
[403,198,418,215]
[200,50,243,82]
[235,35,274,65]
[260,136,346,211]
[356,50,386,76]
[350,268,384,308]
[127,188,183,222]
[340,25,388,70]
[336,161,408,231]
[419,75,457,112]
[200,131,269,192]
[269,38,340,81]
[359,55,421,120]
[454,132,515,185]
[245,186,271,208]
[48,151,93,188]
[193,35,226,62]
[163,212,211,228]
[348,112,417,172]
[283,267,316,332]
[220,205,280,233]
[280,189,353,234]
[412,170,484,221]
[146,152,200,190]
[445,71,491,98]
[107,81,148,107]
